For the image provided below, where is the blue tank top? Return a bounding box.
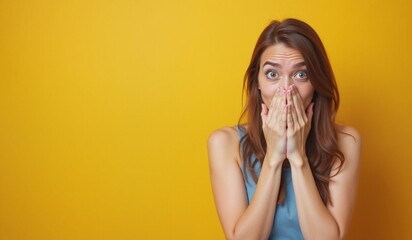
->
[237,126,303,240]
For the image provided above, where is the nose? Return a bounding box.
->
[280,76,293,89]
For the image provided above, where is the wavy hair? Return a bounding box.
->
[239,18,344,205]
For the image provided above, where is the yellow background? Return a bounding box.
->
[1,0,411,239]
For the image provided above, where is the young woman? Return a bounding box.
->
[208,18,361,240]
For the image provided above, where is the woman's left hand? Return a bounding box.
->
[286,85,314,166]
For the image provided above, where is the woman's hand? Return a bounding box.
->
[261,87,288,165]
[286,85,314,166]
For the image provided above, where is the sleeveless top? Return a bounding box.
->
[237,126,303,240]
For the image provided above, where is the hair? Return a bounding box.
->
[238,18,344,205]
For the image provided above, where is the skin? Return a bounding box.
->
[258,43,314,110]
[258,43,315,163]
[208,43,361,240]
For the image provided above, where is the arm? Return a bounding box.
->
[208,89,288,240]
[286,86,362,239]
[290,127,361,240]
[208,128,282,240]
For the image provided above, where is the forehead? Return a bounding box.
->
[260,43,304,65]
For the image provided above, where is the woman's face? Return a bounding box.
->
[258,43,315,109]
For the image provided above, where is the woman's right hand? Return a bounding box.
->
[261,87,288,165]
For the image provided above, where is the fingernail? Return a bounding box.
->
[283,103,291,109]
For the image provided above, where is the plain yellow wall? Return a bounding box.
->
[1,0,411,239]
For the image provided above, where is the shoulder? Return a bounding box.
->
[337,125,362,152]
[208,126,239,146]
[207,126,241,167]
[335,125,362,171]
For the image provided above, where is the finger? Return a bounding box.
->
[292,85,307,122]
[279,100,287,133]
[277,86,286,96]
[270,87,282,108]
[286,104,293,134]
[267,102,274,125]
[286,89,294,129]
[281,88,287,109]
[272,88,286,131]
[279,91,288,129]
[261,103,268,116]
[268,89,279,122]
[261,103,268,126]
[270,99,281,129]
[291,101,299,130]
[306,102,314,128]
[268,88,283,126]
[287,84,295,95]
[291,86,307,126]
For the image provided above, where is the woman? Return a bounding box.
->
[207,18,361,240]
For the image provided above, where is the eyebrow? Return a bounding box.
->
[262,61,306,68]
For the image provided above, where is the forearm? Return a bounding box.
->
[231,159,282,240]
[290,159,341,240]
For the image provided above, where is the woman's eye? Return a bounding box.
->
[294,70,308,80]
[266,71,278,79]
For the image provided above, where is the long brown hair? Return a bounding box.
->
[239,18,344,205]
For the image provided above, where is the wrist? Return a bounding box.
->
[263,154,284,169]
[288,154,309,169]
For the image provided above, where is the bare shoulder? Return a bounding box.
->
[207,126,241,167]
[337,125,362,149]
[208,126,239,146]
[336,125,362,168]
